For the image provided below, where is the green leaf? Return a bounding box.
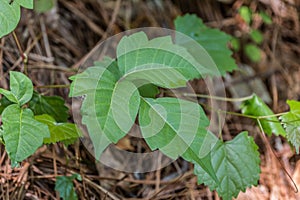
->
[241,94,286,136]
[0,96,13,114]
[1,104,50,164]
[239,6,252,24]
[230,37,240,51]
[29,91,69,122]
[0,0,33,38]
[0,126,4,144]
[244,44,261,62]
[35,114,81,144]
[174,14,237,76]
[259,11,272,25]
[93,56,121,80]
[34,0,55,12]
[195,132,260,200]
[15,0,33,8]
[70,63,140,158]
[0,71,33,105]
[137,83,160,98]
[55,174,81,200]
[250,29,263,44]
[139,97,218,182]
[117,31,214,84]
[280,100,300,153]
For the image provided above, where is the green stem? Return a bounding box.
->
[183,93,254,102]
[36,84,70,89]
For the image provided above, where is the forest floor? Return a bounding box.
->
[0,0,300,199]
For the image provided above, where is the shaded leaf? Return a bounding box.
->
[35,114,81,144]
[241,94,286,136]
[174,14,237,76]
[195,132,260,200]
[0,96,13,114]
[280,100,300,153]
[2,104,50,164]
[55,174,81,200]
[29,91,69,122]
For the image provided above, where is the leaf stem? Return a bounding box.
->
[183,93,254,102]
[36,84,70,89]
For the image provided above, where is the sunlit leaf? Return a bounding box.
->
[239,6,252,24]
[0,71,33,105]
[0,0,33,38]
[241,94,286,136]
[244,44,261,62]
[195,132,260,200]
[2,104,50,165]
[280,100,300,153]
[174,14,237,76]
[35,114,81,144]
[139,97,218,182]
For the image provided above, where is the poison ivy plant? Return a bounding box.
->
[69,28,261,189]
[174,14,237,75]
[241,94,286,136]
[69,31,222,181]
[280,100,300,153]
[55,173,81,200]
[0,0,33,38]
[0,71,80,166]
[195,132,260,200]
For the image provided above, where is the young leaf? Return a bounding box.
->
[244,44,261,62]
[0,0,33,38]
[34,0,55,12]
[0,71,33,105]
[241,94,286,136]
[280,100,300,153]
[139,97,218,182]
[1,104,50,165]
[117,31,214,82]
[194,132,260,200]
[55,174,81,200]
[259,11,272,25]
[174,14,237,76]
[239,6,252,24]
[250,29,263,44]
[35,114,81,144]
[29,91,69,122]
